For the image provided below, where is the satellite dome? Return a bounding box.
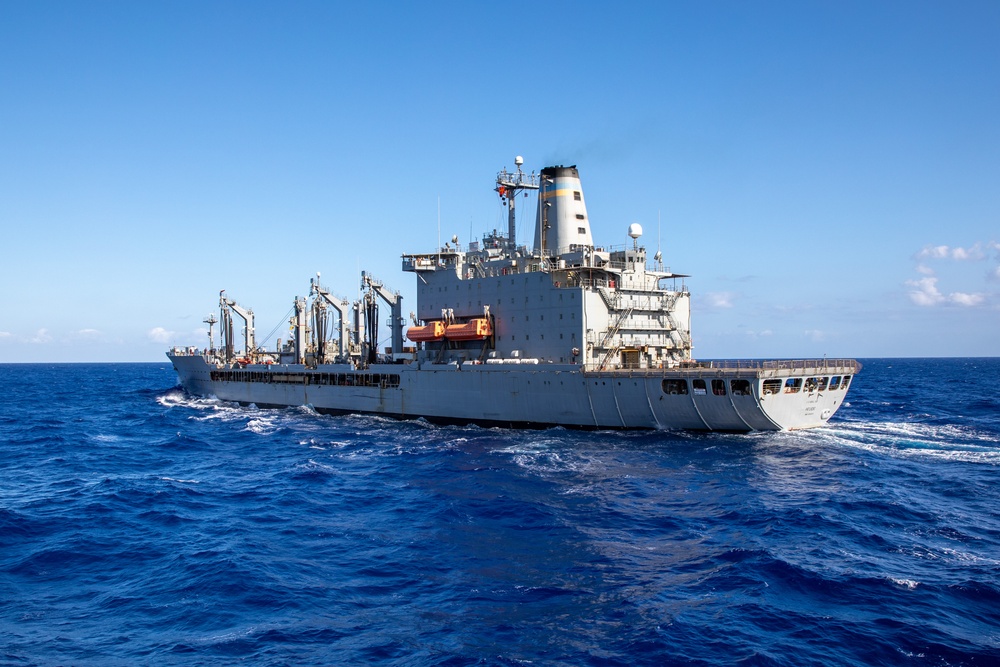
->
[628,223,643,239]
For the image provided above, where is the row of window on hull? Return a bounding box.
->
[663,375,853,397]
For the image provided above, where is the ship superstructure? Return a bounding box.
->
[402,163,692,372]
[169,158,860,431]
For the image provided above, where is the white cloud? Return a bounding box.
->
[147,327,175,344]
[73,329,102,340]
[916,243,987,261]
[804,329,826,342]
[917,245,950,260]
[706,292,736,308]
[954,245,985,260]
[29,329,52,344]
[950,292,985,306]
[908,241,998,307]
[906,276,945,306]
[906,276,986,307]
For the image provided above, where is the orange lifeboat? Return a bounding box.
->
[444,318,492,341]
[406,321,445,342]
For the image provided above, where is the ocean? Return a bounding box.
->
[1,358,998,666]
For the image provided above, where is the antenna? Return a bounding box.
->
[628,223,643,251]
[204,313,218,353]
[657,210,663,270]
[496,155,539,251]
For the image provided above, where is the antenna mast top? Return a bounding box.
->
[495,155,539,250]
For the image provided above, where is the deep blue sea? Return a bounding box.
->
[1,359,998,666]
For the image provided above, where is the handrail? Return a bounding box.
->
[581,359,862,375]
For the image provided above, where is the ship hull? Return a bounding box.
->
[169,354,859,432]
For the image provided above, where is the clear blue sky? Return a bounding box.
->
[1,1,997,362]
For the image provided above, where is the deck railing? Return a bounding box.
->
[581,358,862,375]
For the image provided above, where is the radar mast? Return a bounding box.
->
[203,313,217,356]
[495,155,539,251]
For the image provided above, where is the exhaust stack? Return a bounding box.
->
[533,165,594,257]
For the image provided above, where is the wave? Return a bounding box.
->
[802,419,1000,464]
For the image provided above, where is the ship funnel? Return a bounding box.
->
[533,165,593,258]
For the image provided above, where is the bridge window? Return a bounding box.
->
[711,379,727,396]
[829,376,841,390]
[762,379,782,395]
[841,375,852,390]
[784,378,802,393]
[692,379,707,395]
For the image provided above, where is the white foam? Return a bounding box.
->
[156,389,194,408]
[810,420,1000,465]
[244,416,277,435]
[303,458,337,473]
[158,390,243,418]
[888,577,919,590]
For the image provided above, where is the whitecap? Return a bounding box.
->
[888,577,919,590]
[303,458,337,473]
[244,417,277,435]
[155,389,192,408]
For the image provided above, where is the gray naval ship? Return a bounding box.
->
[169,158,860,431]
